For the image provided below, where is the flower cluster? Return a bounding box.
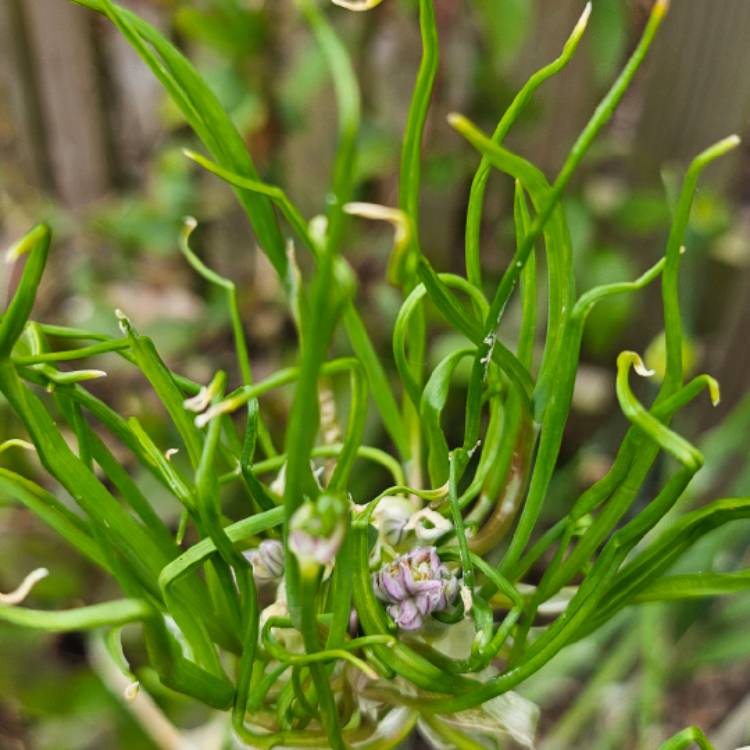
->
[373,547,459,631]
[369,497,453,570]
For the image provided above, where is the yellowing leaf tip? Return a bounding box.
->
[653,0,670,20]
[573,3,592,39]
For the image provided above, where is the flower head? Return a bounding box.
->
[373,547,459,631]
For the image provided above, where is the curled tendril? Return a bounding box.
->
[616,351,712,471]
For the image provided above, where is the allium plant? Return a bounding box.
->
[0,0,746,748]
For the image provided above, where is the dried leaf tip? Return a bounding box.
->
[724,134,742,149]
[572,3,592,40]
[183,386,212,413]
[331,0,385,11]
[5,239,24,264]
[345,202,404,224]
[632,354,656,378]
[114,308,132,335]
[194,398,234,428]
[0,567,49,605]
[78,370,108,380]
[446,112,466,130]
[345,203,411,249]
[123,681,140,701]
[653,0,670,20]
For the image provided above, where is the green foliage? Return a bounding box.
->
[589,0,628,85]
[0,0,746,748]
[474,0,533,69]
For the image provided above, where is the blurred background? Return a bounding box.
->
[1,0,750,748]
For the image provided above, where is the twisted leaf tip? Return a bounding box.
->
[626,352,656,379]
[331,0,385,10]
[182,215,198,235]
[572,3,592,42]
[0,567,49,605]
[345,202,413,284]
[183,383,218,413]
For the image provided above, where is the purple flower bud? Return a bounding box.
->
[380,515,409,546]
[388,598,421,631]
[372,496,414,547]
[348,607,359,636]
[288,492,348,575]
[245,539,285,583]
[373,547,459,630]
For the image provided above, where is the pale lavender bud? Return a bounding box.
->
[348,607,359,636]
[288,492,347,576]
[443,572,459,606]
[245,539,284,584]
[380,515,409,546]
[288,525,343,569]
[372,495,414,546]
[373,547,459,631]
